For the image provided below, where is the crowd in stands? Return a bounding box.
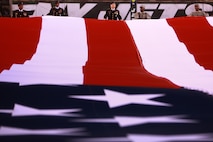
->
[0,1,211,19]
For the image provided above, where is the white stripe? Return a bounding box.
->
[126,18,213,95]
[0,16,88,85]
[206,16,213,26]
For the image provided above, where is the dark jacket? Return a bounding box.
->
[13,9,29,18]
[104,9,122,20]
[47,7,64,16]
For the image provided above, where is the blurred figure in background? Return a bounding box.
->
[188,4,208,17]
[134,5,151,19]
[12,1,29,18]
[48,1,64,16]
[104,2,122,20]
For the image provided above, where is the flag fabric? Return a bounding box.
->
[0,16,213,142]
[0,16,213,93]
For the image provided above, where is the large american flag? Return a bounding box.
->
[0,16,213,142]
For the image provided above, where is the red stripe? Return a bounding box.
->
[84,19,179,88]
[0,17,42,73]
[167,17,213,71]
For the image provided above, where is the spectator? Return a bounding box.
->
[48,1,64,16]
[104,2,122,20]
[188,4,208,17]
[134,5,151,19]
[12,1,29,18]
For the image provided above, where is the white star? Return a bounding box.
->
[72,115,196,127]
[128,133,213,142]
[69,89,171,108]
[0,104,82,117]
[114,115,197,127]
[0,126,87,136]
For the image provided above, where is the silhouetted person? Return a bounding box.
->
[104,2,122,20]
[13,1,29,18]
[48,1,64,16]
